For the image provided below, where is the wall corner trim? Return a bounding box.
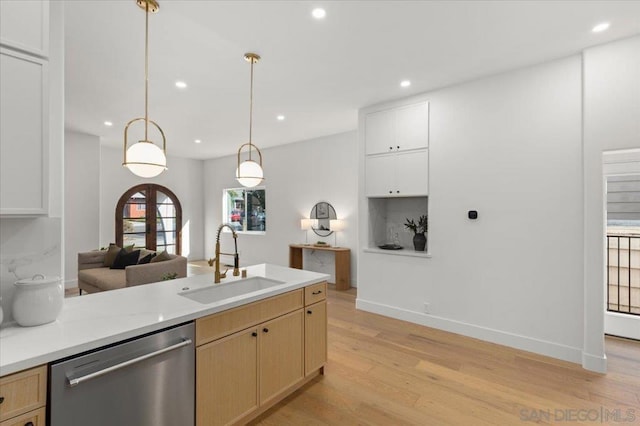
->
[582,351,607,374]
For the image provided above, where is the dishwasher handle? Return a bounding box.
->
[67,338,192,387]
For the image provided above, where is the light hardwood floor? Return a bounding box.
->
[251,286,640,425]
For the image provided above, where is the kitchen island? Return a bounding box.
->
[0,264,329,425]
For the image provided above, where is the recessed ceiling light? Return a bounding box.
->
[104,121,113,126]
[175,81,187,89]
[312,8,326,19]
[400,80,411,88]
[277,115,285,121]
[592,22,610,33]
[194,139,201,144]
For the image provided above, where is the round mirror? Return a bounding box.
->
[310,202,337,237]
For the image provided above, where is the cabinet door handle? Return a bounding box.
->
[0,396,4,404]
[389,190,393,194]
[25,422,34,426]
[263,328,269,333]
[307,310,313,315]
[396,190,400,193]
[389,146,393,150]
[397,145,400,149]
[251,332,257,337]
[312,290,322,295]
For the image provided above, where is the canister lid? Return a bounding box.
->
[15,274,61,287]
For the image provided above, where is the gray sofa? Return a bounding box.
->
[77,250,187,294]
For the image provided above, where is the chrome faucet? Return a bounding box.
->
[214,223,240,283]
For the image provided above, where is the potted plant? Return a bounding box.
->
[404,214,428,251]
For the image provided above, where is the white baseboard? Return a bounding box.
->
[64,278,77,289]
[356,298,588,368]
[582,352,607,373]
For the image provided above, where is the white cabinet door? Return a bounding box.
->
[396,150,428,196]
[395,102,428,151]
[0,49,48,215]
[365,109,395,155]
[365,155,395,197]
[366,150,428,197]
[0,0,49,57]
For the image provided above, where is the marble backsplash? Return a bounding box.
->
[0,217,62,325]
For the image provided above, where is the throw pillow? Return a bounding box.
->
[111,249,141,270]
[138,253,156,264]
[103,243,121,267]
[103,243,136,267]
[150,250,171,263]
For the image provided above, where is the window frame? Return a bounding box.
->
[222,186,266,234]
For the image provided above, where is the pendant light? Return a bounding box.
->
[236,53,264,188]
[122,0,167,178]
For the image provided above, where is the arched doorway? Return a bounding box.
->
[115,184,182,254]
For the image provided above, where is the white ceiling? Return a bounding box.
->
[65,0,640,160]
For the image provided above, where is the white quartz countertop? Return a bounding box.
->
[0,264,329,376]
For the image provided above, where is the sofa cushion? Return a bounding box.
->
[103,243,135,267]
[111,249,141,269]
[138,252,156,264]
[103,244,121,267]
[150,250,170,263]
[78,268,126,292]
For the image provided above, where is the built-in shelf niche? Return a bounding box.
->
[368,196,428,254]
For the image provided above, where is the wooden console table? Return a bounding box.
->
[289,244,351,290]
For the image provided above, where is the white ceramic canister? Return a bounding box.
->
[13,274,63,327]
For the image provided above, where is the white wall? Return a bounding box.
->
[358,55,585,365]
[583,35,640,371]
[63,130,100,286]
[99,146,205,261]
[203,131,358,284]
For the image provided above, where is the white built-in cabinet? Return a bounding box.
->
[365,101,429,197]
[0,0,50,216]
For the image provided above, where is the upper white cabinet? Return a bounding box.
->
[0,0,49,57]
[364,101,429,197]
[0,0,50,216]
[365,102,428,155]
[0,49,49,215]
[365,149,428,197]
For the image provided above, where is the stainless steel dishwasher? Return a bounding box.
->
[50,322,195,426]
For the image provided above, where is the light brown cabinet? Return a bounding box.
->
[196,283,325,426]
[305,300,327,376]
[0,365,47,426]
[197,328,259,426]
[258,310,304,406]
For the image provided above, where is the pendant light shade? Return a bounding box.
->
[122,0,167,178]
[236,53,264,187]
[125,137,167,178]
[235,156,263,188]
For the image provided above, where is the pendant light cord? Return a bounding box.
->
[248,57,254,160]
[144,0,149,142]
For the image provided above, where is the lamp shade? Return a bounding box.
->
[236,160,264,187]
[301,218,312,230]
[125,141,167,178]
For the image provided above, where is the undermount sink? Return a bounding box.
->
[179,277,285,304]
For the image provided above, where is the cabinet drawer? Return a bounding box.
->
[305,282,327,306]
[0,407,46,426]
[196,289,303,346]
[0,365,46,422]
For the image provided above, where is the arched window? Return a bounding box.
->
[116,184,182,254]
